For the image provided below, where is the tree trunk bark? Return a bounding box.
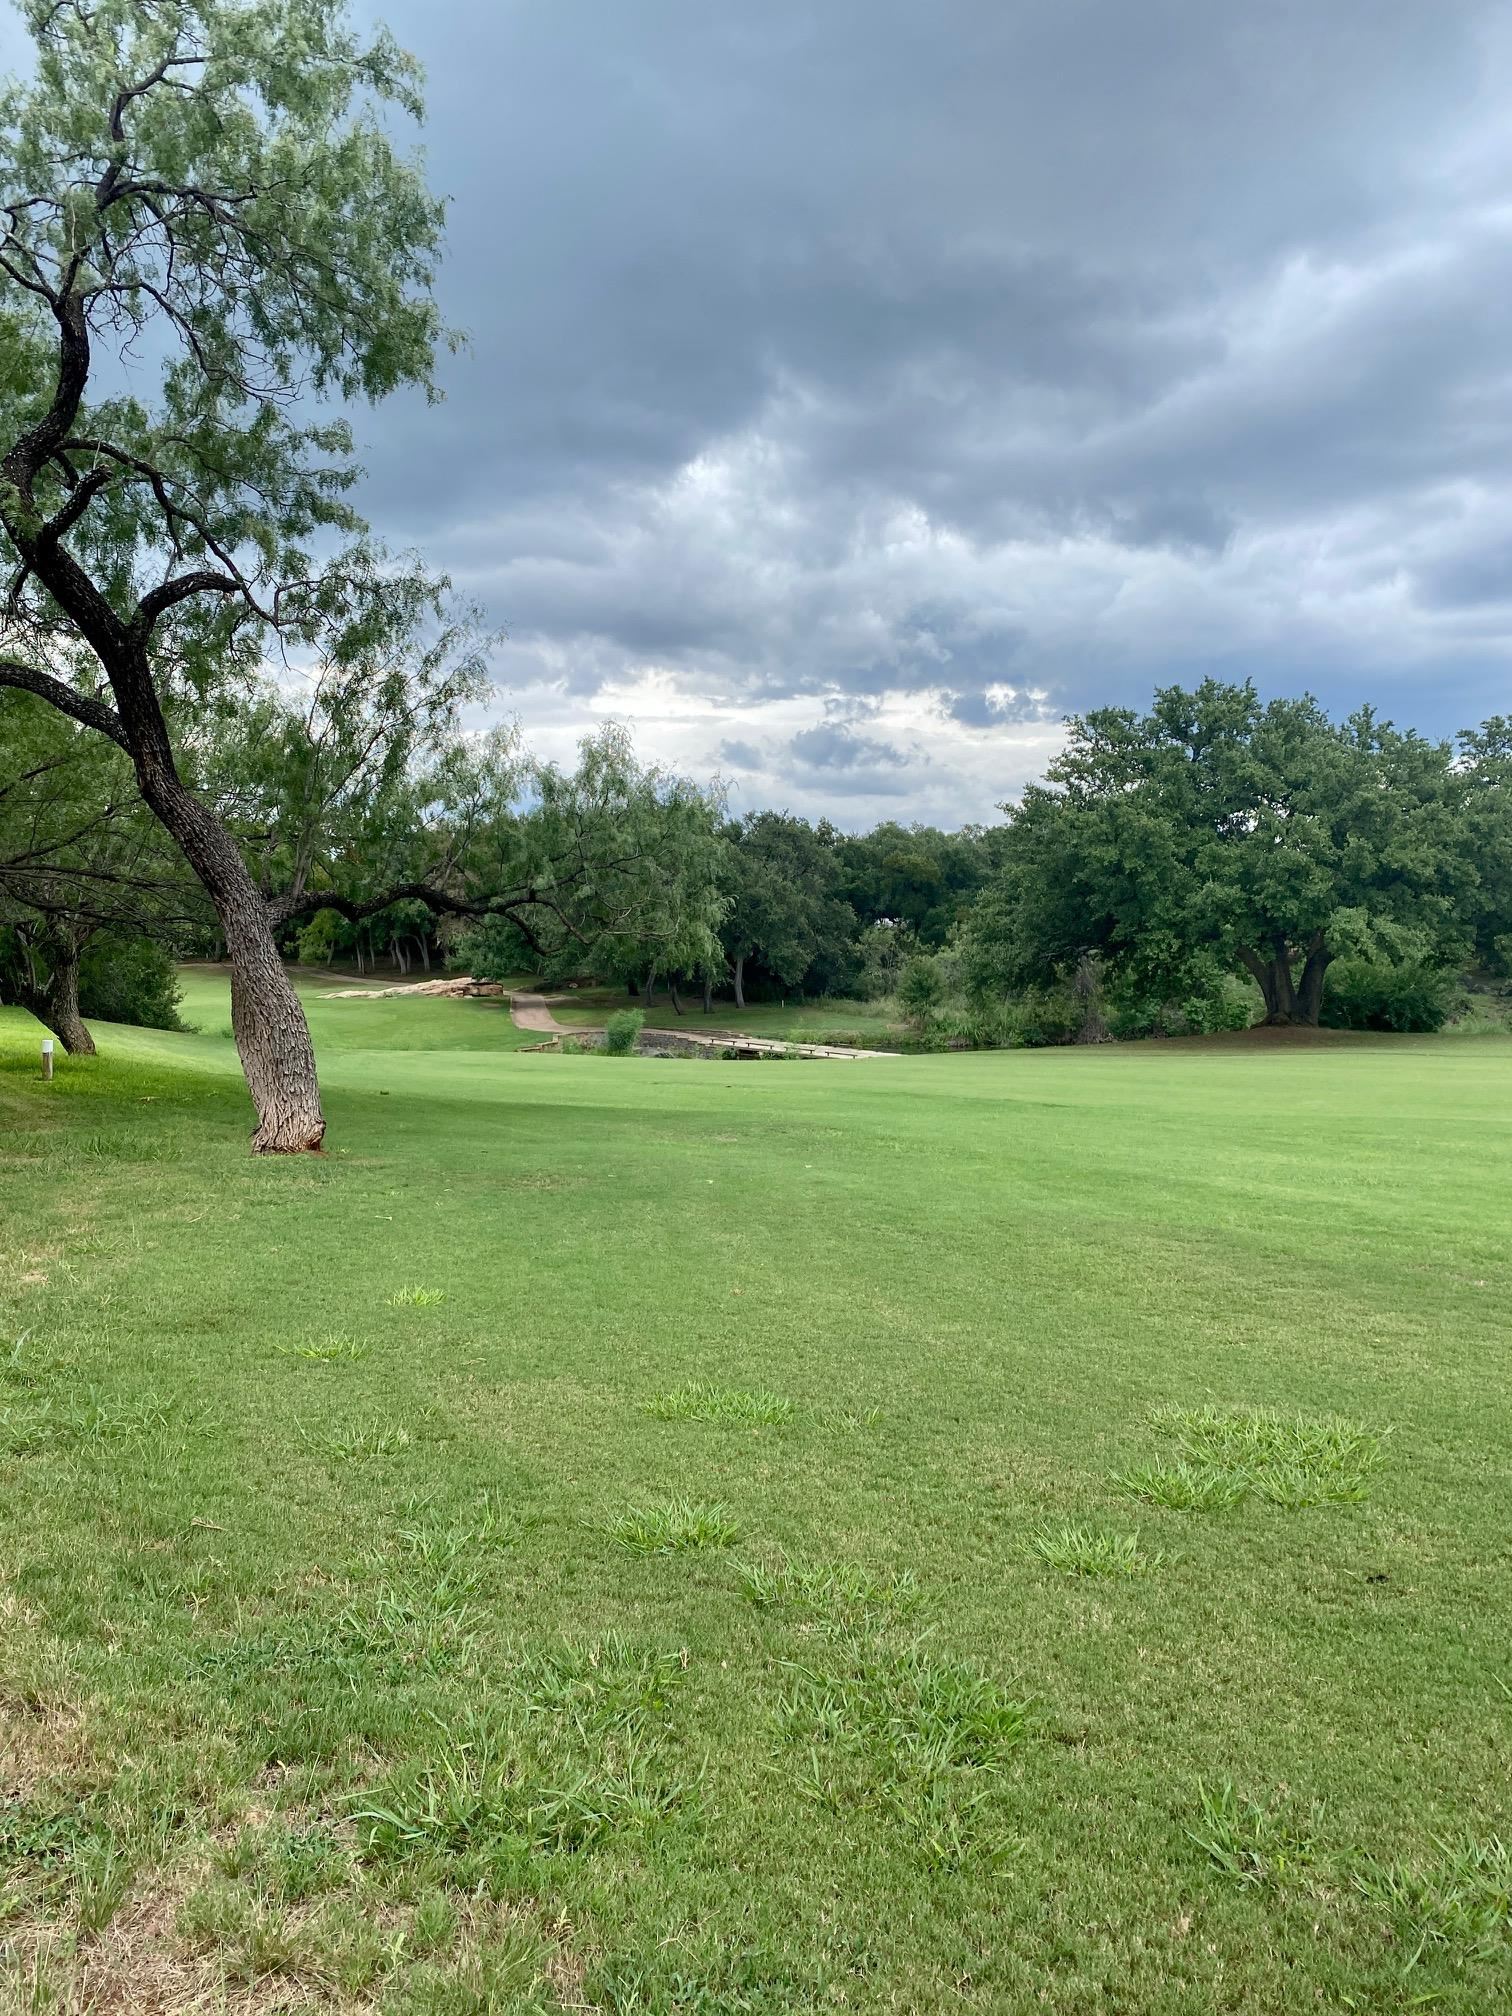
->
[703,972,713,1014]
[11,941,95,1055]
[641,967,656,1007]
[733,954,746,1011]
[42,942,94,1055]
[1295,937,1331,1025]
[668,977,684,1014]
[1073,951,1110,1044]
[419,938,431,973]
[141,775,325,1151]
[1238,937,1327,1027]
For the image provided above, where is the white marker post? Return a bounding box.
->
[40,1038,53,1081]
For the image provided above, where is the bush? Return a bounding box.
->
[1108,968,1254,1040]
[1320,958,1461,1033]
[604,1008,645,1055]
[294,907,343,966]
[78,934,183,1031]
[895,955,946,1028]
[1004,986,1081,1048]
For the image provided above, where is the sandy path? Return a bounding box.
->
[508,992,570,1032]
[506,991,894,1059]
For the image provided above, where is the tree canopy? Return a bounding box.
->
[720,811,855,1007]
[965,680,1469,1026]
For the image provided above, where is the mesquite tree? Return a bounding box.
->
[0,0,449,1147]
[457,727,729,993]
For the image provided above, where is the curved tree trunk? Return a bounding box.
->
[733,954,746,1011]
[703,972,713,1014]
[0,278,323,1148]
[10,938,95,1055]
[641,967,656,1007]
[41,942,94,1055]
[141,774,325,1152]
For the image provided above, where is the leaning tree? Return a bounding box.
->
[0,0,451,1147]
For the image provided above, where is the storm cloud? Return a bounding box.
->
[23,0,1512,822]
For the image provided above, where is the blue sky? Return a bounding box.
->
[10,0,1512,823]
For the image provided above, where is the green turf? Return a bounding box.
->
[1,982,1509,2010]
[174,964,546,1057]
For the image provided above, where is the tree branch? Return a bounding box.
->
[0,659,129,748]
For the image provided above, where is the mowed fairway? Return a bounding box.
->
[1,981,1509,2013]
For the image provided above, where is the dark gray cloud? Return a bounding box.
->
[790,725,908,772]
[20,0,1505,821]
[345,0,1510,816]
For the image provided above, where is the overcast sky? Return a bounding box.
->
[12,1,1512,824]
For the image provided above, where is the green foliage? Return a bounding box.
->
[720,810,858,996]
[852,922,914,1002]
[0,695,194,1039]
[1113,1461,1253,1511]
[737,1553,921,1633]
[837,823,1005,949]
[1116,1407,1383,1511]
[0,0,450,673]
[456,727,726,992]
[1107,964,1255,1039]
[1002,984,1081,1048]
[1457,718,1512,974]
[1320,956,1462,1032]
[895,954,946,1028]
[604,1008,644,1056]
[1352,1832,1512,1960]
[1188,1781,1321,1889]
[964,680,1469,1025]
[76,933,184,1032]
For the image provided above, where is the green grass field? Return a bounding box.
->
[1,974,1509,2012]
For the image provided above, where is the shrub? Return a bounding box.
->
[1004,985,1080,1048]
[895,956,946,1028]
[1320,957,1462,1033]
[603,1008,645,1055]
[78,934,183,1031]
[294,907,343,966]
[1108,968,1254,1039]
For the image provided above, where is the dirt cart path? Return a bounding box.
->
[506,991,895,1059]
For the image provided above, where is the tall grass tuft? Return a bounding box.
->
[642,1382,793,1426]
[1187,1780,1321,1888]
[1026,1522,1163,1577]
[606,1499,740,1554]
